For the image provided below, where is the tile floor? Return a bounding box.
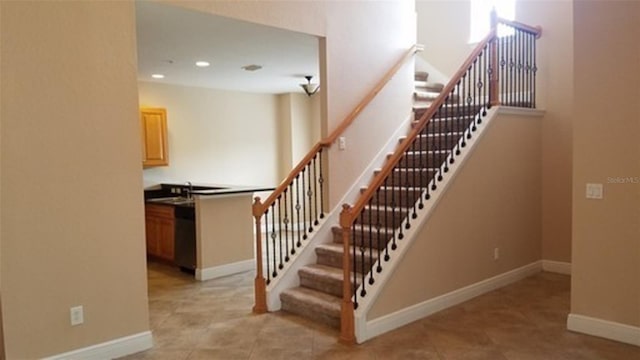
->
[120,263,640,360]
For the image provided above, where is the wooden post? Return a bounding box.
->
[489,7,500,107]
[252,197,267,314]
[339,204,356,344]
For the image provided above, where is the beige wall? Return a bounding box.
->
[139,81,281,187]
[416,0,474,77]
[196,195,254,269]
[518,0,574,264]
[0,2,149,359]
[571,1,640,327]
[169,1,417,207]
[277,93,321,180]
[416,0,573,263]
[370,112,542,319]
[0,1,416,356]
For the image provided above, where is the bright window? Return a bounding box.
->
[469,0,516,43]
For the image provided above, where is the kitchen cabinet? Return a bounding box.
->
[140,108,168,167]
[145,203,175,261]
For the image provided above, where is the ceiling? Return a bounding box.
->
[135,1,320,94]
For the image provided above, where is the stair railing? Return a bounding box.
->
[338,14,541,343]
[253,44,423,314]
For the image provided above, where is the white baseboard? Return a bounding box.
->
[567,313,640,346]
[196,259,254,281]
[542,260,572,275]
[42,331,152,360]
[360,261,542,343]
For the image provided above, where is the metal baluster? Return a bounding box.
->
[368,204,375,286]
[388,171,395,258]
[283,190,290,261]
[482,45,488,117]
[312,154,319,226]
[307,162,313,233]
[265,208,271,284]
[359,212,367,298]
[289,184,296,254]
[270,204,277,278]
[301,168,307,240]
[295,176,302,247]
[352,226,358,308]
[277,196,284,269]
[532,35,538,109]
[466,69,472,140]
[289,182,302,249]
[500,35,506,105]
[442,98,450,173]
[376,188,383,272]
[517,29,522,106]
[510,31,515,105]
[472,58,478,133]
[319,148,325,219]
[527,32,532,107]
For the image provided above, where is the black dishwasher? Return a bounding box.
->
[174,205,196,272]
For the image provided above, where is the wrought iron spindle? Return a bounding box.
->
[312,155,319,226]
[307,162,313,233]
[277,196,284,269]
[295,176,302,247]
[283,190,290,261]
[376,188,383,272]
[352,225,358,309]
[384,173,392,261]
[270,203,277,277]
[319,148,325,219]
[301,168,307,240]
[264,208,271,284]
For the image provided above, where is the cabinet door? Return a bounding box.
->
[145,204,174,261]
[140,108,168,167]
[145,216,161,256]
[158,218,175,261]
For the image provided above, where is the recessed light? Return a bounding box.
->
[151,74,165,79]
[242,64,262,72]
[195,61,210,67]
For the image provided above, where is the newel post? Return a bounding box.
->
[339,204,356,344]
[252,197,267,314]
[489,7,500,107]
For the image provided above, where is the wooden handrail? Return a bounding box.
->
[253,142,323,215]
[321,44,424,146]
[497,17,543,38]
[254,44,423,214]
[341,32,496,223]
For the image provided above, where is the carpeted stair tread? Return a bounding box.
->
[414,71,429,81]
[280,287,341,328]
[316,242,380,270]
[299,263,348,297]
[414,80,445,92]
[331,225,396,247]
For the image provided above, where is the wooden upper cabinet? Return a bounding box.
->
[140,108,169,167]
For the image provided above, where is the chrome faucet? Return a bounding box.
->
[185,181,193,199]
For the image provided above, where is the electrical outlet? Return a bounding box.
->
[493,247,500,260]
[70,305,84,326]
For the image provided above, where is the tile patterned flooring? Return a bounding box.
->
[120,263,640,359]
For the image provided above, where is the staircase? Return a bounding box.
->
[279,72,479,328]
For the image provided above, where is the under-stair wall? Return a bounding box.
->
[360,107,544,341]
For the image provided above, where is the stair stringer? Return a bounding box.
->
[351,106,502,343]
[265,113,414,310]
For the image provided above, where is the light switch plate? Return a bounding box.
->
[338,136,346,150]
[586,183,603,199]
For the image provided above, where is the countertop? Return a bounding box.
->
[145,184,274,207]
